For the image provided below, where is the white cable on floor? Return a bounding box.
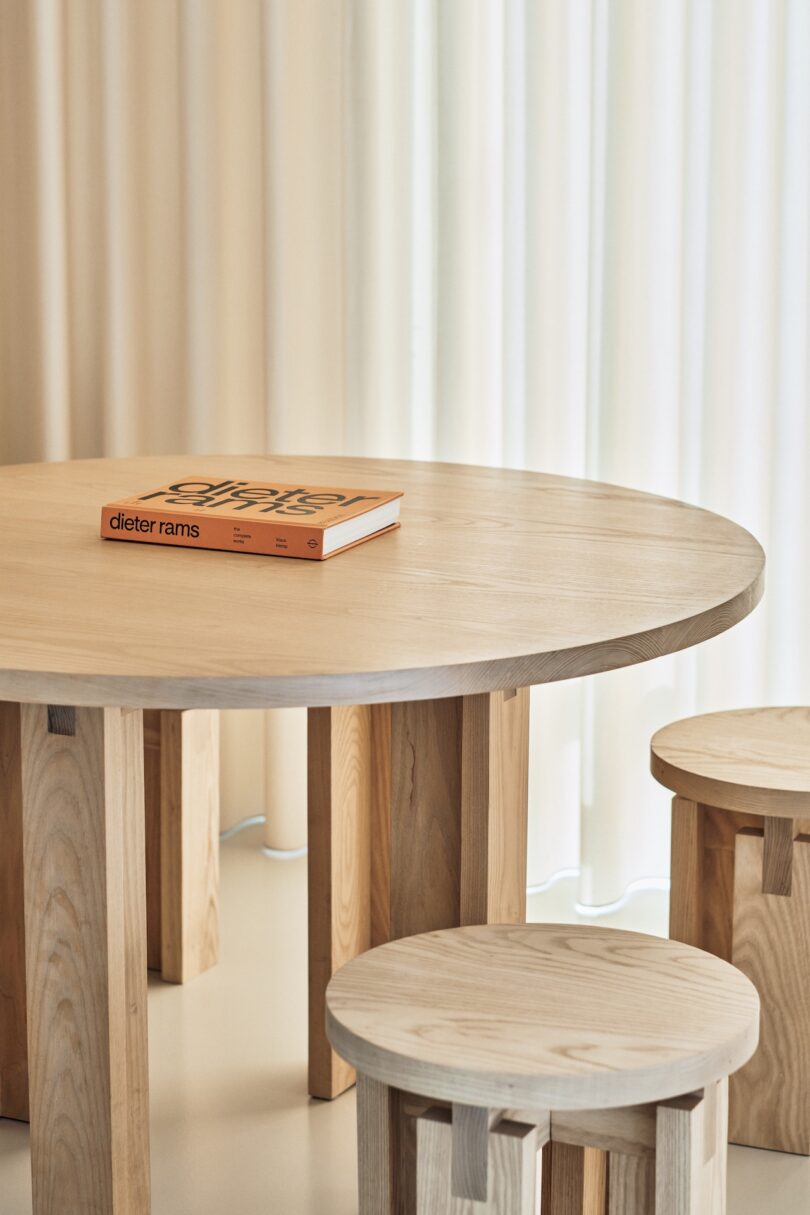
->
[527,866,671,915]
[219,813,309,858]
[219,814,268,841]
[525,867,581,896]
[220,825,671,903]
[574,876,671,917]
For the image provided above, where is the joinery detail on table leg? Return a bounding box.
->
[307,690,530,1100]
[388,697,463,938]
[460,688,530,927]
[388,688,530,940]
[20,704,150,1215]
[144,709,220,984]
[0,702,27,1122]
[308,704,385,1099]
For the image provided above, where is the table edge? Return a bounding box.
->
[0,561,764,709]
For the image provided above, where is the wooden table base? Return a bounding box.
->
[0,703,220,1131]
[143,709,220,984]
[0,702,27,1123]
[307,687,530,1101]
[20,704,150,1215]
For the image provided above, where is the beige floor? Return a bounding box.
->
[1,827,809,1214]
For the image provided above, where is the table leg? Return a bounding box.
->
[307,688,529,1100]
[0,702,27,1121]
[144,709,220,984]
[20,704,150,1215]
[387,690,530,937]
[540,1143,607,1214]
[308,705,385,1099]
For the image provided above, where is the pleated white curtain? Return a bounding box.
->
[1,0,808,905]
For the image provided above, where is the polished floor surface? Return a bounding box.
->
[1,826,808,1213]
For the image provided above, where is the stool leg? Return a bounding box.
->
[655,1093,704,1214]
[702,1079,728,1215]
[416,1106,538,1214]
[144,709,220,984]
[358,1075,396,1214]
[669,797,704,947]
[0,702,27,1121]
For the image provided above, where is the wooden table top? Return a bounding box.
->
[0,455,764,709]
[325,924,760,1110]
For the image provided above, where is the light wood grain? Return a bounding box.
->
[369,704,393,947]
[0,702,27,1121]
[0,455,763,709]
[308,705,375,1099]
[552,1105,657,1156]
[158,709,220,983]
[389,692,529,938]
[357,1074,395,1215]
[389,698,462,938]
[310,692,529,1098]
[416,1107,538,1215]
[669,797,703,948]
[326,924,759,1112]
[730,830,810,1153]
[486,1119,540,1215]
[608,1151,654,1214]
[20,704,150,1214]
[669,802,767,962]
[460,689,529,926]
[655,1093,704,1215]
[700,805,764,962]
[703,1079,728,1215]
[549,1087,727,1214]
[143,710,163,972]
[356,1085,435,1215]
[761,815,796,896]
[451,1104,489,1201]
[540,1142,606,1215]
[652,708,810,818]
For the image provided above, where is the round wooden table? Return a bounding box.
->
[0,455,764,1215]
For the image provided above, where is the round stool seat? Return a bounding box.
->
[325,923,759,1111]
[651,706,810,817]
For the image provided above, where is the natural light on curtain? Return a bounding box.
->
[0,1,808,906]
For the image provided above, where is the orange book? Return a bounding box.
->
[100,476,403,560]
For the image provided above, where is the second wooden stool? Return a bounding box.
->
[326,923,759,1214]
[652,706,810,1154]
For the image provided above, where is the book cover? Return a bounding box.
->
[100,476,403,560]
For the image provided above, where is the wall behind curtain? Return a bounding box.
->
[1,0,807,904]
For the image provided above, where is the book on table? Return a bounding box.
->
[100,476,403,560]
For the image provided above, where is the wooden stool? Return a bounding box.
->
[652,706,810,1154]
[325,924,759,1214]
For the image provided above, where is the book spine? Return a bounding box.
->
[100,505,326,559]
